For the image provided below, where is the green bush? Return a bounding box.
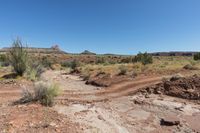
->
[9,39,28,76]
[133,52,153,65]
[194,53,200,60]
[61,60,79,70]
[18,82,61,106]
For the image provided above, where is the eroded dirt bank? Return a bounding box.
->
[140,74,200,101]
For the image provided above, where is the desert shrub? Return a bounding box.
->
[0,54,7,62]
[34,82,60,106]
[25,61,44,81]
[19,88,34,104]
[120,57,133,63]
[96,56,106,64]
[18,82,61,106]
[60,61,68,68]
[9,39,28,76]
[133,52,153,65]
[194,53,200,60]
[40,56,54,68]
[61,60,79,70]
[183,64,199,70]
[69,60,79,69]
[0,54,9,66]
[118,65,127,75]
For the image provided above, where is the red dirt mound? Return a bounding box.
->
[141,75,200,100]
[86,73,132,87]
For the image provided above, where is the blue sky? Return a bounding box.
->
[0,0,200,54]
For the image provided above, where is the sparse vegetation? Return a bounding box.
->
[0,54,9,66]
[61,60,80,72]
[183,64,199,70]
[25,61,44,81]
[70,60,79,69]
[34,82,61,106]
[133,52,153,65]
[19,82,61,106]
[9,39,28,76]
[194,53,200,60]
[96,56,106,64]
[118,65,127,75]
[41,56,54,68]
[120,56,132,63]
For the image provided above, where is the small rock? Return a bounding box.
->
[133,98,144,105]
[145,94,150,98]
[50,122,58,127]
[97,115,105,121]
[160,115,180,126]
[155,90,162,94]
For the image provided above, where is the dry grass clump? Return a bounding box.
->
[183,64,199,70]
[118,65,127,75]
[18,82,61,106]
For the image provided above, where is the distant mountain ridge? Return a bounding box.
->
[0,46,199,56]
[0,46,67,54]
[149,51,199,56]
[80,50,96,55]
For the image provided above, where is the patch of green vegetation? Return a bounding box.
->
[61,59,80,70]
[194,53,200,61]
[133,52,153,65]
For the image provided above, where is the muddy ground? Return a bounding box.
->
[0,70,200,133]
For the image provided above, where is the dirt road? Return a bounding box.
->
[41,70,162,103]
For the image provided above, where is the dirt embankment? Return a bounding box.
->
[85,73,132,87]
[141,74,200,100]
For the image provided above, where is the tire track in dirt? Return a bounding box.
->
[44,70,163,103]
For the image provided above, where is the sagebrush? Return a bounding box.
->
[133,52,153,65]
[19,82,61,106]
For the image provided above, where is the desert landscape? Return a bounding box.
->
[1,0,200,132]
[0,42,200,133]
